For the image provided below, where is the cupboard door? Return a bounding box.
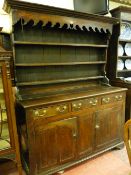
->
[77,112,94,158]
[34,117,77,173]
[95,105,123,150]
[35,124,58,173]
[57,117,77,164]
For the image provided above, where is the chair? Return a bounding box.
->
[124,119,131,166]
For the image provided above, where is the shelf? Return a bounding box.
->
[15,61,106,67]
[119,39,131,43]
[16,76,104,86]
[117,69,131,72]
[14,41,108,48]
[118,56,131,59]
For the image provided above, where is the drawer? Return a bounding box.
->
[71,97,99,111]
[101,93,124,105]
[33,104,69,118]
[72,100,85,111]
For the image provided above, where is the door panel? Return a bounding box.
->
[95,105,123,150]
[34,117,77,173]
[57,118,77,163]
[35,126,58,172]
[78,112,94,157]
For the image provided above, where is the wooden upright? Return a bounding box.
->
[0,30,22,174]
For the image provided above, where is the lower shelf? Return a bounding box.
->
[16,76,104,86]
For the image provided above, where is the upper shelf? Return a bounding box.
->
[118,56,131,58]
[119,39,131,43]
[14,41,108,48]
[118,69,131,72]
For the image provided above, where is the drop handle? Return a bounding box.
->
[102,97,110,104]
[56,105,67,113]
[95,125,100,129]
[34,109,47,117]
[73,103,82,109]
[115,95,122,101]
[72,133,77,138]
[89,99,98,106]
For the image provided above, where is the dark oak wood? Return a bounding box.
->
[3,0,127,175]
[107,6,131,121]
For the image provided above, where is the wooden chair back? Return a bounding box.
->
[124,119,131,166]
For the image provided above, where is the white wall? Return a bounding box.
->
[0,0,74,33]
[20,0,74,9]
[0,0,131,33]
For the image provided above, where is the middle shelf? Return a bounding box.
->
[15,61,106,67]
[14,41,108,48]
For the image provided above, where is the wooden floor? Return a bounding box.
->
[0,147,130,175]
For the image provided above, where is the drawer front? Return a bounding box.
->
[71,97,99,112]
[33,104,69,118]
[33,93,125,118]
[101,93,124,105]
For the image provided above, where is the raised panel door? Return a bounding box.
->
[95,105,123,150]
[34,117,77,173]
[77,112,94,158]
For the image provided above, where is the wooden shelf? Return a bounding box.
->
[15,61,106,67]
[16,76,104,86]
[118,56,131,59]
[117,69,131,72]
[14,41,108,48]
[119,39,131,43]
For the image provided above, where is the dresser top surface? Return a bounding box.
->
[17,85,127,108]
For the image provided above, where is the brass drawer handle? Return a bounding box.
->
[115,95,122,101]
[73,102,82,109]
[102,97,110,104]
[56,105,67,113]
[89,99,98,106]
[34,109,47,117]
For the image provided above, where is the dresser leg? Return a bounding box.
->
[57,170,65,174]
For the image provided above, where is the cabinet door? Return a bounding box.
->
[57,117,77,164]
[95,105,123,150]
[34,117,77,173]
[77,112,94,158]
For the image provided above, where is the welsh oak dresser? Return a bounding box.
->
[4,1,127,175]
